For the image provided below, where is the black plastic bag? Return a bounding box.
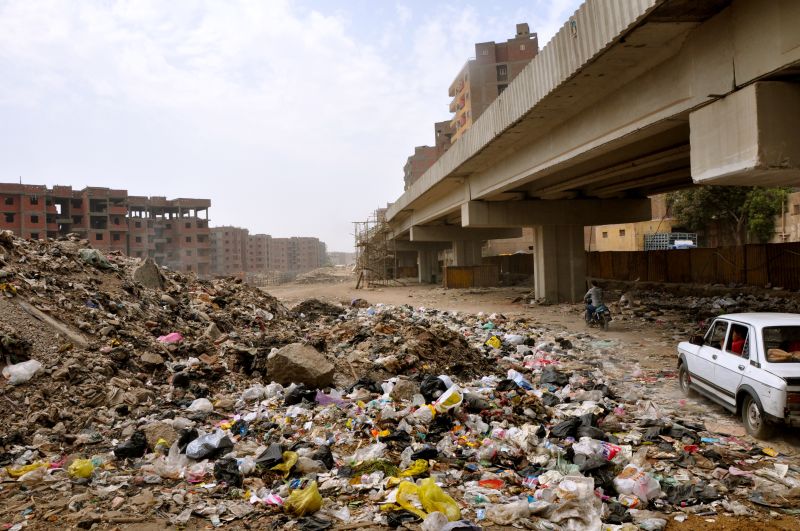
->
[256,442,284,467]
[114,430,147,459]
[541,393,561,407]
[311,445,334,470]
[411,447,438,460]
[574,453,608,473]
[495,379,517,391]
[420,375,448,402]
[604,501,632,524]
[284,384,316,406]
[463,393,489,412]
[177,428,199,453]
[540,367,570,386]
[214,457,243,487]
[350,377,382,394]
[550,417,580,438]
[577,425,607,440]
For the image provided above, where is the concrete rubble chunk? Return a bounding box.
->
[132,258,165,290]
[265,343,334,389]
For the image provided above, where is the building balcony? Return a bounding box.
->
[109,205,127,216]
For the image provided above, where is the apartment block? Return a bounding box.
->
[0,183,210,275]
[403,121,456,190]
[449,23,538,143]
[210,226,249,277]
[209,227,327,277]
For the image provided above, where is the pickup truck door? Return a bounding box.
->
[713,323,752,407]
[691,320,729,398]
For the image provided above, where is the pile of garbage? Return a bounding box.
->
[1,232,799,529]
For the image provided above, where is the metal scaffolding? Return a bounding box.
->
[353,209,398,288]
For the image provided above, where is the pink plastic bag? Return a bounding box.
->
[158,332,184,344]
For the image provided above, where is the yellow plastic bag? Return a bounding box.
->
[284,480,322,516]
[434,387,462,413]
[419,477,461,522]
[68,459,95,479]
[486,336,501,349]
[397,481,427,519]
[399,459,429,478]
[6,462,47,478]
[271,451,298,478]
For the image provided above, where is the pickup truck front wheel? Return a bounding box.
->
[742,394,774,439]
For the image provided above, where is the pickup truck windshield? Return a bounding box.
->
[764,326,800,363]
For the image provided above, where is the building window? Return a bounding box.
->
[135,221,142,228]
[498,84,508,95]
[4,213,14,223]
[113,233,121,241]
[113,217,120,225]
[185,236,192,243]
[30,232,39,240]
[480,48,488,56]
[135,236,142,243]
[4,197,13,205]
[95,233,103,241]
[496,64,507,78]
[619,229,626,237]
[166,238,172,244]
[602,231,608,238]
[186,250,192,256]
[30,215,39,223]
[520,44,526,51]
[165,223,171,229]
[185,222,191,228]
[30,196,39,205]
[794,204,800,215]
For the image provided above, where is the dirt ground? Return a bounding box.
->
[267,280,800,530]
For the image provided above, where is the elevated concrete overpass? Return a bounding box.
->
[386,0,800,302]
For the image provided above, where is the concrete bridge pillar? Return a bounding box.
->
[417,249,439,284]
[533,225,586,303]
[452,240,482,266]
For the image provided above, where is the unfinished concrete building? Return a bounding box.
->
[210,227,326,277]
[0,183,211,275]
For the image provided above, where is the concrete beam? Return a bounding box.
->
[461,199,652,228]
[691,82,800,186]
[410,225,522,242]
[390,241,450,252]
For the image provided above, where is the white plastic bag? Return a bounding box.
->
[3,359,42,385]
[613,464,661,503]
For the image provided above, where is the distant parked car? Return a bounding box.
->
[677,313,800,439]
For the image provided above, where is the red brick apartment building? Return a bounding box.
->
[0,183,211,275]
[210,227,326,277]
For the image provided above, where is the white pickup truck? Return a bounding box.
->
[677,313,800,439]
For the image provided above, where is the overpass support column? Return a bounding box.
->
[533,225,585,303]
[452,240,482,266]
[417,249,438,284]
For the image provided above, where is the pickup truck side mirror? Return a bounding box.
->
[690,335,705,346]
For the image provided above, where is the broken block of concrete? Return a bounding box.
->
[133,258,165,290]
[266,343,334,389]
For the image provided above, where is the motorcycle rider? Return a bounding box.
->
[584,280,604,323]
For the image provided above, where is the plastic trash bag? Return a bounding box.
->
[214,457,243,487]
[507,369,533,390]
[68,459,95,479]
[79,248,113,269]
[271,451,298,478]
[419,478,461,522]
[284,481,323,516]
[550,417,581,438]
[348,442,386,464]
[185,430,233,460]
[114,430,148,459]
[485,336,501,349]
[420,376,448,402]
[256,442,284,467]
[6,462,48,478]
[153,443,188,479]
[399,459,429,477]
[397,481,428,520]
[486,499,529,525]
[540,367,570,386]
[613,464,661,503]
[3,359,42,385]
[188,397,213,412]
[158,332,184,344]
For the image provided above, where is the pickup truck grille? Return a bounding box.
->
[785,378,800,387]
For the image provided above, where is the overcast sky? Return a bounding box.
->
[0,0,582,251]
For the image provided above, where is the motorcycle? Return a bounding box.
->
[585,299,612,330]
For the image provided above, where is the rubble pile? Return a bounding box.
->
[0,232,799,529]
[294,267,353,285]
